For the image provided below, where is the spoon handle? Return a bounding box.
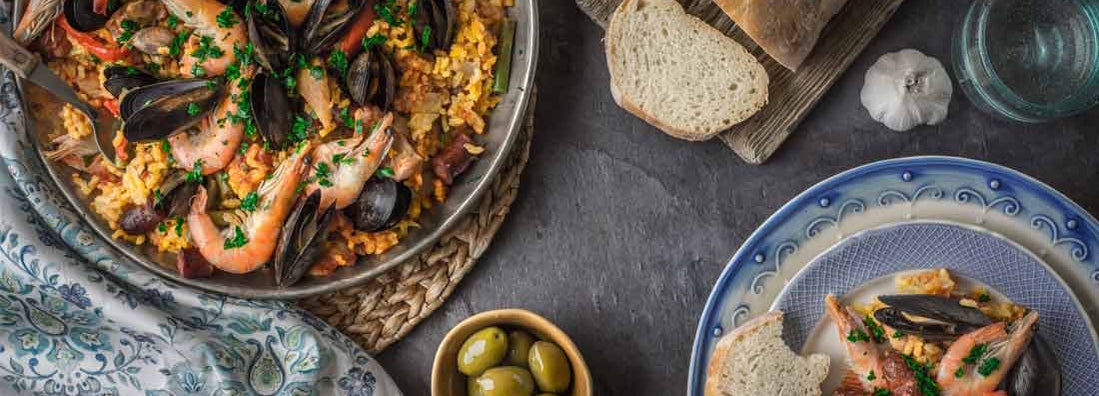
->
[0,32,38,78]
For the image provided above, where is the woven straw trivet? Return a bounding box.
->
[299,93,535,354]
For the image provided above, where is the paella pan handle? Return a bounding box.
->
[0,32,38,78]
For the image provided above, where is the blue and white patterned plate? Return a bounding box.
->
[772,222,1098,393]
[688,156,1099,395]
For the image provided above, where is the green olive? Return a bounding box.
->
[506,330,535,367]
[528,341,571,393]
[475,366,535,396]
[468,376,485,396]
[457,327,509,376]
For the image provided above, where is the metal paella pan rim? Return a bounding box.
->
[15,0,540,299]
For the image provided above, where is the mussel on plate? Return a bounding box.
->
[63,0,118,32]
[121,79,223,142]
[300,0,366,55]
[872,294,992,341]
[250,72,294,149]
[102,66,158,98]
[344,46,396,110]
[274,190,336,287]
[410,0,456,52]
[247,0,297,72]
[345,175,411,232]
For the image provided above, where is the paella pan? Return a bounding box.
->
[10,0,536,297]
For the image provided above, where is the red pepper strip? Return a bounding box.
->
[93,0,109,15]
[57,16,131,62]
[102,99,120,117]
[335,4,376,57]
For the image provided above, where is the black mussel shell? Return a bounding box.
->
[103,66,158,98]
[248,0,296,72]
[878,294,993,327]
[300,0,363,55]
[64,0,117,32]
[872,307,975,341]
[274,190,336,287]
[1003,336,1059,396]
[122,79,223,142]
[411,0,456,52]
[220,0,248,17]
[345,47,396,110]
[345,176,411,232]
[154,172,199,217]
[250,72,293,149]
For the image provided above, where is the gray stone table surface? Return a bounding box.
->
[376,0,1099,394]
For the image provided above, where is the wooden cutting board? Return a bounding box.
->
[578,0,905,164]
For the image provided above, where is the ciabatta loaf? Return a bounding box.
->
[704,311,829,396]
[606,0,768,141]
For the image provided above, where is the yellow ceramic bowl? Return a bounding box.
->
[432,309,593,396]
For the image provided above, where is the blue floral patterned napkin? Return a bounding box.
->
[0,56,402,396]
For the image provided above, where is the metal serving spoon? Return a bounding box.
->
[0,30,118,162]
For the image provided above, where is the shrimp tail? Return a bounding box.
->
[13,0,62,44]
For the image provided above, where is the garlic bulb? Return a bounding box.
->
[860,49,952,132]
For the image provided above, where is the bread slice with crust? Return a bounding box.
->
[705,311,829,396]
[605,0,768,141]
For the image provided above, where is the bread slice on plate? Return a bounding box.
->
[705,311,829,396]
[605,0,769,141]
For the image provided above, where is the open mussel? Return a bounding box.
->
[300,0,365,55]
[103,66,158,98]
[1003,335,1060,396]
[121,79,223,142]
[248,0,297,72]
[63,0,118,32]
[251,72,293,149]
[118,171,197,234]
[274,190,336,287]
[345,176,411,232]
[410,0,456,52]
[873,294,993,341]
[345,47,396,110]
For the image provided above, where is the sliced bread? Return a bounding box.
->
[605,0,769,141]
[713,0,848,71]
[704,311,829,396]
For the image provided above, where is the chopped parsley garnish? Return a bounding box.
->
[289,114,312,143]
[146,62,161,74]
[339,106,354,128]
[332,153,355,165]
[187,102,201,116]
[962,343,987,365]
[419,25,431,52]
[166,14,179,29]
[240,191,259,212]
[846,328,870,343]
[191,35,225,61]
[407,0,417,15]
[174,217,184,236]
[153,189,164,208]
[223,225,248,249]
[374,0,401,26]
[239,141,250,155]
[375,166,394,178]
[160,139,171,153]
[314,162,333,187]
[157,222,168,233]
[901,354,941,396]
[308,64,324,80]
[216,6,239,28]
[328,49,350,77]
[191,64,207,77]
[362,34,387,51]
[185,160,204,183]
[977,293,991,303]
[977,357,1001,377]
[872,388,891,396]
[863,315,886,343]
[125,66,140,75]
[954,367,965,378]
[169,30,192,57]
[867,370,876,381]
[892,330,905,339]
[116,19,138,46]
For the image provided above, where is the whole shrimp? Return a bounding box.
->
[12,0,61,44]
[937,311,1039,396]
[305,112,394,210]
[826,295,920,396]
[186,144,310,274]
[169,67,252,174]
[161,0,247,77]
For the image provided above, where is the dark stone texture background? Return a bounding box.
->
[377,0,1099,394]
